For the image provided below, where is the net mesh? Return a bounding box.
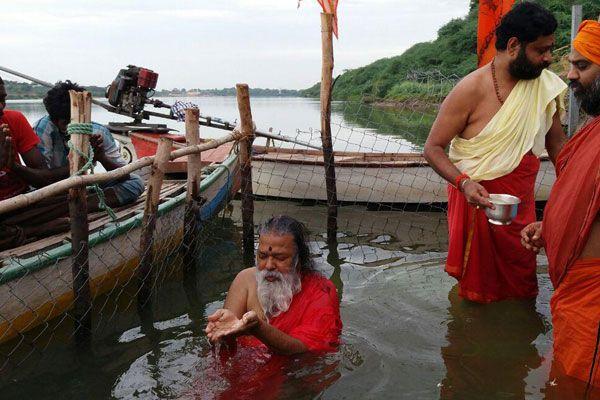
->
[0,69,579,398]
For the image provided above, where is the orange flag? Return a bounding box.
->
[317,0,339,38]
[477,0,514,67]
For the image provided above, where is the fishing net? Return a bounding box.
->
[0,69,588,399]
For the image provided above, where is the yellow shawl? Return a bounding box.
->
[449,69,567,182]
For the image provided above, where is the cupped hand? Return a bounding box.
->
[89,134,104,160]
[0,126,14,170]
[205,309,259,343]
[521,221,544,253]
[462,180,494,209]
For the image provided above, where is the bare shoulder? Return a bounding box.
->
[444,68,486,106]
[233,267,257,286]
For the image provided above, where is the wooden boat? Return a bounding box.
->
[251,146,556,205]
[0,143,240,344]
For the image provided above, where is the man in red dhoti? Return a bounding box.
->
[424,2,568,303]
[521,20,600,389]
[205,215,342,353]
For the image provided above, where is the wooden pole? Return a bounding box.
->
[0,131,241,215]
[68,90,92,345]
[138,137,173,307]
[320,12,338,243]
[236,83,256,266]
[183,108,202,273]
[568,4,583,137]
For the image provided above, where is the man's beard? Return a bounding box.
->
[571,76,600,117]
[509,47,550,80]
[256,268,301,319]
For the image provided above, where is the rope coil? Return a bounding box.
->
[67,122,117,221]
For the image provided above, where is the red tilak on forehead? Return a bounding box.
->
[268,246,272,252]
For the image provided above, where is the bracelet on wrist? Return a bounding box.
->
[454,173,470,191]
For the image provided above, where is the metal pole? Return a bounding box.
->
[568,5,583,137]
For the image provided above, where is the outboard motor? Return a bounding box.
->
[105,65,159,120]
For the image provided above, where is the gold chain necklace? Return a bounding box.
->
[491,58,504,105]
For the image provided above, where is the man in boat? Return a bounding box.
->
[423,2,567,303]
[29,81,144,207]
[521,20,600,389]
[205,215,342,354]
[0,75,47,201]
[0,75,58,249]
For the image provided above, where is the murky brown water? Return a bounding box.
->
[1,201,598,399]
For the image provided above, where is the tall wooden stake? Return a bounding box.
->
[138,138,173,307]
[69,90,92,345]
[320,12,338,244]
[568,4,583,137]
[236,83,256,266]
[183,108,202,273]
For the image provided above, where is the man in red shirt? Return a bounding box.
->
[205,215,342,354]
[0,75,46,200]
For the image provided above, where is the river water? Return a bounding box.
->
[7,96,430,153]
[1,98,597,399]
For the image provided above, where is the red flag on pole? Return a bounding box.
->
[317,0,339,38]
[477,0,514,67]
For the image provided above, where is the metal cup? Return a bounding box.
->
[484,194,520,225]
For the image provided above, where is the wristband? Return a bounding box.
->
[454,173,470,191]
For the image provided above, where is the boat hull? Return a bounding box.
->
[251,148,555,204]
[0,152,240,344]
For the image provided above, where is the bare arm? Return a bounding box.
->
[223,268,252,318]
[545,110,566,165]
[423,80,493,208]
[250,318,308,355]
[12,163,69,188]
[423,83,472,184]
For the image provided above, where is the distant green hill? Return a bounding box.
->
[5,80,106,100]
[302,0,600,101]
[4,80,301,100]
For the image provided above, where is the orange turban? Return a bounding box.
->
[573,20,600,65]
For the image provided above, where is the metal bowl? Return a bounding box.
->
[485,194,520,225]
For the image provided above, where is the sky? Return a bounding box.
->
[2,0,470,90]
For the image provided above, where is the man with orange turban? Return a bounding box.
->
[521,19,600,388]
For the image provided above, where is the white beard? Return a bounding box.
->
[255,268,302,319]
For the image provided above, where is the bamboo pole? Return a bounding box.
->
[138,138,173,307]
[68,90,92,344]
[568,5,583,137]
[236,83,256,266]
[320,12,338,243]
[183,108,202,273]
[0,131,242,215]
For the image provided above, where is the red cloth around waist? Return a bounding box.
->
[446,154,540,303]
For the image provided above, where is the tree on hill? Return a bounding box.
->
[303,0,600,101]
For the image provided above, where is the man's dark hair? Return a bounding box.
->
[495,2,557,50]
[43,80,84,122]
[259,215,314,272]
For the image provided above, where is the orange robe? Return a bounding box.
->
[477,0,515,67]
[446,154,539,303]
[544,115,600,387]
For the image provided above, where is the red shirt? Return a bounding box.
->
[240,272,342,352]
[0,110,40,200]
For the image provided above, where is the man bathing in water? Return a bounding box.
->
[424,2,567,303]
[205,215,342,354]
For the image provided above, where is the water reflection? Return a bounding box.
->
[440,285,547,399]
[335,101,437,151]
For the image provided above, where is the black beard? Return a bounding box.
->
[508,47,549,80]
[572,76,600,117]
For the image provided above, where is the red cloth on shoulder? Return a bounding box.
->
[544,116,600,288]
[0,110,40,200]
[446,154,539,303]
[239,272,342,352]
